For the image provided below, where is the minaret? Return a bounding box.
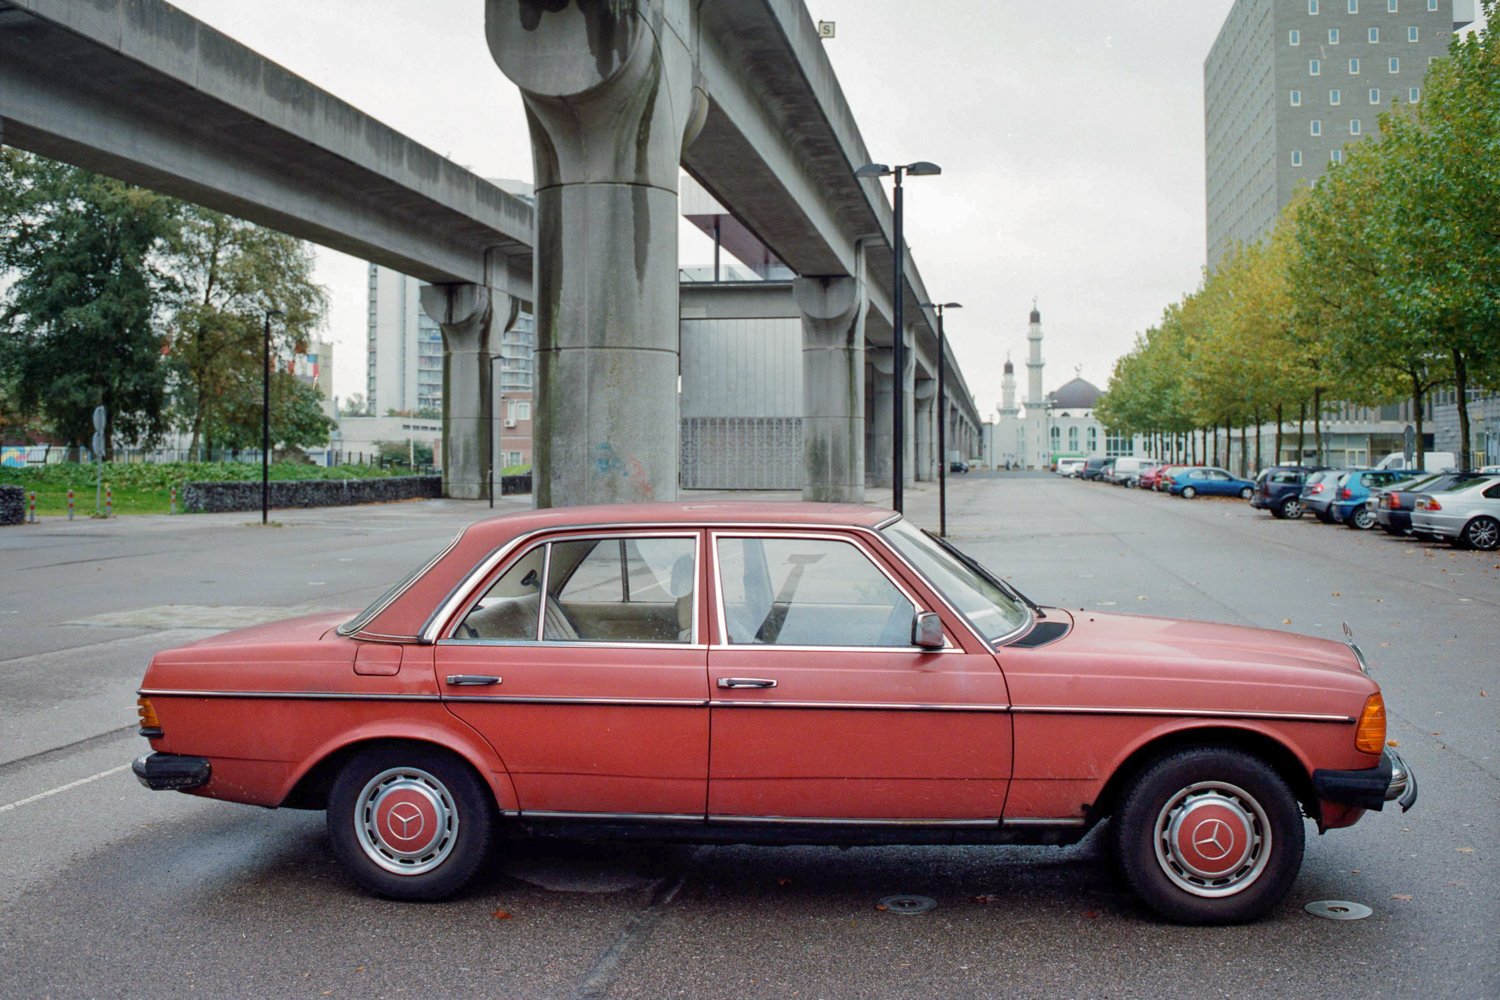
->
[1000,354,1017,416]
[1026,303,1044,408]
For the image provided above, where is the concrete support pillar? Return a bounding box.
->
[901,331,917,483]
[487,0,705,507]
[420,283,517,500]
[914,381,936,481]
[868,350,894,485]
[794,276,866,503]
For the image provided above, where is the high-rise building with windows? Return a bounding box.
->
[1205,0,1475,267]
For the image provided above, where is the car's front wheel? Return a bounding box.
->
[1462,516,1500,551]
[1239,487,1253,500]
[1180,486,1196,499]
[327,745,495,900]
[1113,748,1304,924]
[1277,497,1304,520]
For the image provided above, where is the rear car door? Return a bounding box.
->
[705,530,1011,822]
[435,530,709,818]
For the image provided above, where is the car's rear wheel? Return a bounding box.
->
[1112,748,1304,925]
[1462,516,1500,551]
[327,745,494,900]
[1348,507,1376,530]
[1239,487,1253,500]
[1181,486,1197,499]
[1278,498,1304,520]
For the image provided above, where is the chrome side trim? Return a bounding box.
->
[519,810,705,823]
[437,639,710,651]
[708,815,1000,827]
[708,700,1011,713]
[873,511,903,530]
[137,688,443,702]
[1002,817,1087,828]
[1010,705,1356,724]
[707,643,962,654]
[442,695,708,707]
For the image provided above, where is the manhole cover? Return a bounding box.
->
[1305,899,1372,920]
[878,894,937,915]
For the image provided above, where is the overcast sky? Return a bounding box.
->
[167,0,1456,415]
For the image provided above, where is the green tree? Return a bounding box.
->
[0,150,178,454]
[162,206,327,455]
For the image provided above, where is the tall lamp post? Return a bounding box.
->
[488,353,506,509]
[262,308,283,526]
[854,160,941,513]
[920,301,961,536]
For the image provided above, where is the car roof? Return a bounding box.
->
[349,501,897,640]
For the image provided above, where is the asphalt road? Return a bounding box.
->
[0,476,1495,999]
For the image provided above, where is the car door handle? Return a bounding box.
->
[716,677,777,689]
[445,674,501,686]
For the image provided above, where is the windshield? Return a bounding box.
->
[880,520,1030,642]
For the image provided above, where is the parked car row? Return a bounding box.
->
[1250,464,1500,551]
[1064,458,1257,498]
[1063,457,1500,550]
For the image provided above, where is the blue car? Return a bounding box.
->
[1167,466,1256,499]
[1329,469,1409,529]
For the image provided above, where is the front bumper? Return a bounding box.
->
[1312,747,1417,813]
[133,752,211,791]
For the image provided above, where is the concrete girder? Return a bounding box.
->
[0,0,534,291]
[487,0,702,507]
[793,276,866,503]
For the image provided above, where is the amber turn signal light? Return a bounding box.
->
[137,696,161,732]
[1354,692,1386,755]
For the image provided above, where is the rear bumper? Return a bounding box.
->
[1312,748,1417,813]
[133,752,212,791]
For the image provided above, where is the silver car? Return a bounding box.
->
[1410,475,1500,550]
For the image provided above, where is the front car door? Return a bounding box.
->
[434,530,709,819]
[705,529,1012,822]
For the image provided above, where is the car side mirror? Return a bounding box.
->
[912,611,945,649]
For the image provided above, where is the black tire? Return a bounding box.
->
[327,744,495,901]
[1111,747,1304,925]
[1462,516,1500,551]
[1278,497,1304,520]
[1239,487,1253,500]
[1348,507,1376,530]
[1181,486,1197,499]
[1316,509,1335,524]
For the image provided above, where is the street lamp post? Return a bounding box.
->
[262,308,283,526]
[488,353,505,509]
[920,301,961,536]
[855,160,941,513]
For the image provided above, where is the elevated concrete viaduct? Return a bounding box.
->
[1,0,982,507]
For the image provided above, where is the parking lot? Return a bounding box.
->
[1,474,1495,998]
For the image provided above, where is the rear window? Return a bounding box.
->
[1270,470,1300,484]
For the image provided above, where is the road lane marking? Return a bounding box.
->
[0,764,130,815]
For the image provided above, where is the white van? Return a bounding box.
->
[1375,451,1457,473]
[1108,457,1153,485]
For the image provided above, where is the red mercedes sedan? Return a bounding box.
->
[134,502,1414,924]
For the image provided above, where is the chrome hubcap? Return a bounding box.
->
[355,766,458,876]
[1154,781,1271,898]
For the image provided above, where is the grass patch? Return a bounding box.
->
[1,461,416,517]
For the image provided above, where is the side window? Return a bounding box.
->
[456,545,546,640]
[1484,483,1500,499]
[546,537,697,643]
[455,536,695,643]
[717,536,915,647]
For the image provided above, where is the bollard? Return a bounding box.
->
[169,485,177,515]
[67,489,75,521]
[105,484,113,518]
[29,491,37,524]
